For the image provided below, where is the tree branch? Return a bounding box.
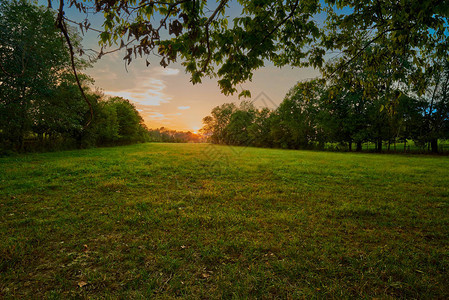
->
[64,17,103,33]
[56,0,93,129]
[201,0,229,73]
[328,24,418,78]
[247,0,300,56]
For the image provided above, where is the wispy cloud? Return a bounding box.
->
[155,67,180,76]
[105,78,170,106]
[143,111,182,122]
[147,112,168,120]
[103,67,180,106]
[177,106,190,110]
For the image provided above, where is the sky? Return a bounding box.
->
[42,0,320,132]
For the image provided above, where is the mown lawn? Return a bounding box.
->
[1,143,448,298]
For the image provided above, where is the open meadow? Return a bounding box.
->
[1,143,448,298]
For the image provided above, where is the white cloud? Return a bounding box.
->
[104,78,170,106]
[102,67,181,106]
[177,106,190,110]
[144,111,182,120]
[154,67,180,76]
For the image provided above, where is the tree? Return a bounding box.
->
[395,93,424,151]
[55,0,448,96]
[248,107,273,148]
[81,95,149,147]
[0,1,154,152]
[201,101,274,147]
[105,97,148,144]
[222,101,257,146]
[30,73,95,146]
[94,99,120,144]
[200,69,448,153]
[323,37,422,152]
[271,79,324,149]
[0,0,86,151]
[318,88,368,151]
[201,103,237,144]
[414,60,449,153]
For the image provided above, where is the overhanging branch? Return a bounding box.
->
[56,0,93,129]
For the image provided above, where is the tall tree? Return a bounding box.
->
[30,73,94,146]
[0,0,83,150]
[202,103,237,144]
[415,60,449,153]
[272,79,324,149]
[108,97,147,143]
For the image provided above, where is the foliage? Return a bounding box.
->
[0,0,72,150]
[413,60,449,152]
[202,70,449,152]
[61,0,449,95]
[147,127,203,143]
[271,79,324,149]
[200,35,448,153]
[85,95,150,147]
[202,101,272,146]
[201,102,237,144]
[105,97,147,143]
[0,1,151,152]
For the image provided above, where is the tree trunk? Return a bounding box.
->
[404,140,407,152]
[18,135,25,152]
[75,132,83,149]
[356,141,362,152]
[38,132,44,143]
[348,141,352,151]
[376,139,382,153]
[431,139,438,153]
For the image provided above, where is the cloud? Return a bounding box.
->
[156,67,180,76]
[143,111,182,121]
[177,106,190,110]
[102,67,181,106]
[104,78,170,106]
[147,112,168,120]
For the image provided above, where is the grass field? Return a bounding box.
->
[1,143,448,298]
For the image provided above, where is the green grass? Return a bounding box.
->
[1,143,448,298]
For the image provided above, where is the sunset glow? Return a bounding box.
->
[88,56,319,131]
[31,0,321,132]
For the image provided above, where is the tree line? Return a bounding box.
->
[2,1,448,154]
[148,128,204,143]
[202,61,449,153]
